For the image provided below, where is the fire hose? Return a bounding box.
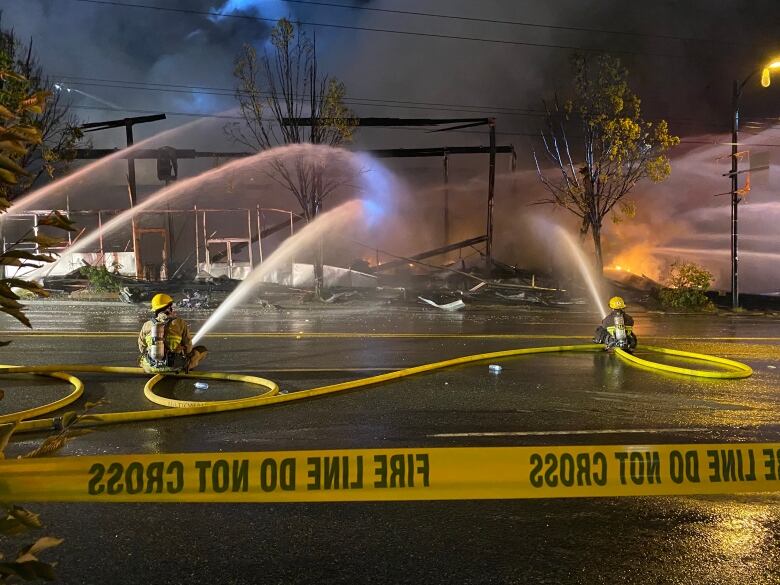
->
[0,344,753,434]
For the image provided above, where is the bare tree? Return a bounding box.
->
[0,17,83,200]
[534,54,679,274]
[227,19,357,296]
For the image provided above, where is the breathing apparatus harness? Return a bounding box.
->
[145,315,178,370]
[611,311,628,348]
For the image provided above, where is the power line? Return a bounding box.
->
[55,74,543,115]
[69,0,687,59]
[69,104,244,119]
[59,80,548,118]
[278,0,753,49]
[57,76,726,129]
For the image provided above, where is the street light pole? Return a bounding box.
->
[729,59,780,309]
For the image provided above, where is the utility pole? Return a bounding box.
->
[443,152,449,246]
[81,114,167,206]
[81,114,167,277]
[730,80,740,310]
[486,118,496,268]
[726,60,779,308]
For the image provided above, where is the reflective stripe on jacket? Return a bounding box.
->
[602,310,634,336]
[138,316,192,355]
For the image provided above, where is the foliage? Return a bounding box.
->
[0,66,76,333]
[228,18,357,219]
[227,19,359,297]
[0,17,83,199]
[659,260,714,310]
[0,398,105,583]
[533,54,680,273]
[79,265,122,292]
[0,57,87,584]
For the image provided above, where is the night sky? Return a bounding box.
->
[3,0,780,291]
[4,0,780,150]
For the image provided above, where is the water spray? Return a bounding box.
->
[556,227,607,319]
[532,218,606,319]
[8,112,220,214]
[28,144,364,282]
[192,200,366,344]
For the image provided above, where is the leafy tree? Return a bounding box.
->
[0,30,86,585]
[79,265,122,292]
[0,398,106,583]
[659,260,714,310]
[0,16,83,199]
[534,54,679,274]
[227,18,357,297]
[0,63,75,335]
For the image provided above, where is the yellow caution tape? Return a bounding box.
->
[0,344,752,434]
[1,443,778,502]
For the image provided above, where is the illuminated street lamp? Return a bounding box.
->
[729,58,780,309]
[760,60,780,87]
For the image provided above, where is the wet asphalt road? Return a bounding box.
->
[1,301,780,584]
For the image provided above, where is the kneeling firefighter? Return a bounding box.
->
[593,296,637,352]
[138,293,208,373]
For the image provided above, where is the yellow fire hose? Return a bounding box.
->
[0,343,752,434]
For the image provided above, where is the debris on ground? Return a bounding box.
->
[418,296,466,311]
[322,291,359,304]
[254,299,281,311]
[179,290,213,309]
[496,291,525,300]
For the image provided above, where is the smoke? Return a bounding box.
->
[4,1,780,292]
[5,0,779,144]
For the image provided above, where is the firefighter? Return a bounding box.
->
[593,296,637,352]
[138,293,208,373]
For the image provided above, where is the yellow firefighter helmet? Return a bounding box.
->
[151,293,174,312]
[608,296,626,310]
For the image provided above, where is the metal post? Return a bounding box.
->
[202,209,208,271]
[289,211,295,272]
[166,203,175,263]
[79,115,166,276]
[32,214,39,254]
[443,152,450,246]
[125,121,137,206]
[246,209,253,268]
[486,118,496,267]
[125,122,143,278]
[227,242,233,279]
[194,204,199,272]
[66,195,72,246]
[256,205,264,264]
[731,80,740,309]
[97,211,104,256]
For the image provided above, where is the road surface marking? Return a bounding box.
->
[429,428,710,438]
[2,331,779,341]
[217,367,398,373]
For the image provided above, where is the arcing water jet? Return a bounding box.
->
[532,217,606,318]
[6,113,220,214]
[557,226,607,319]
[192,199,366,344]
[37,144,366,277]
